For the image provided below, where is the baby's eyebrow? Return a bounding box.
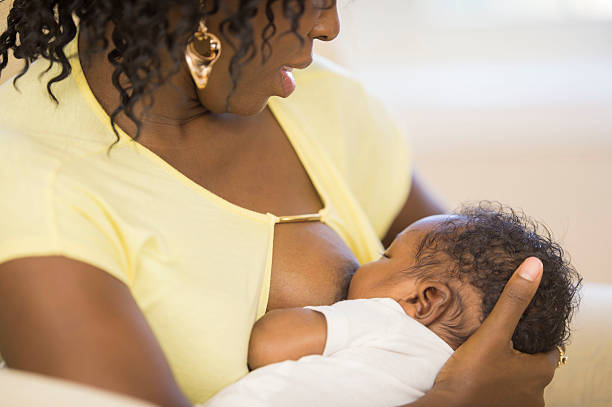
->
[378,248,390,258]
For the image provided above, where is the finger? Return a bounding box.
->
[479,257,543,341]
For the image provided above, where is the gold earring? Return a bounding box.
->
[185,19,222,90]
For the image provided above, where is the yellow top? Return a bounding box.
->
[0,36,411,403]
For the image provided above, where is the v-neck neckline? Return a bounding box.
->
[67,29,330,224]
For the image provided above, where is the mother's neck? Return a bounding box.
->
[77,25,211,142]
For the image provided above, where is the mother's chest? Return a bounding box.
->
[84,155,382,401]
[124,195,362,315]
[124,114,369,310]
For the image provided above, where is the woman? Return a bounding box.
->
[0,1,559,406]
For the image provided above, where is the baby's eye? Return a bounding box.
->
[380,251,391,259]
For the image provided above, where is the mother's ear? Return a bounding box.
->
[398,281,452,327]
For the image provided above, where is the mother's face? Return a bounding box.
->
[194,0,340,116]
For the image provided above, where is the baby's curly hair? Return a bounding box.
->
[414,202,582,354]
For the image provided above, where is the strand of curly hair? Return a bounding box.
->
[0,0,334,151]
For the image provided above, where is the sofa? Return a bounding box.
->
[544,283,612,406]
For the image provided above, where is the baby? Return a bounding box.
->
[205,203,582,407]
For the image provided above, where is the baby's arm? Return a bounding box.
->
[247,308,327,370]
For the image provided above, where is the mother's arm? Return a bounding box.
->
[0,256,192,407]
[403,258,558,407]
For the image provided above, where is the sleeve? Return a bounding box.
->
[305,299,390,356]
[0,141,131,286]
[304,303,350,356]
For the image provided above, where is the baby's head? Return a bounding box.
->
[348,202,582,353]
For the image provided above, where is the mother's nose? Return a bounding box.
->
[309,2,340,42]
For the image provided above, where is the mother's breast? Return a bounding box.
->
[266,221,361,311]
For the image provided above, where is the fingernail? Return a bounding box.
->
[519,258,543,281]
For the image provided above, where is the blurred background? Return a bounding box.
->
[1,0,610,286]
[313,0,612,285]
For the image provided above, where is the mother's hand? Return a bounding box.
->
[408,257,559,407]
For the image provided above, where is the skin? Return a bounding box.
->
[248,258,560,407]
[416,258,559,407]
[0,1,557,407]
[248,216,485,369]
[348,216,483,347]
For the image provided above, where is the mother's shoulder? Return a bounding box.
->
[278,54,377,127]
[293,54,364,96]
[298,55,358,81]
[280,54,400,139]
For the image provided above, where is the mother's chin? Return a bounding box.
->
[189,61,283,117]
[195,82,277,117]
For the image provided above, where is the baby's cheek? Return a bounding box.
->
[346,271,366,299]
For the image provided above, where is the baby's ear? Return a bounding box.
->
[399,281,453,327]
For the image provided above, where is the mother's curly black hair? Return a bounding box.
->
[413,202,582,354]
[0,0,334,143]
